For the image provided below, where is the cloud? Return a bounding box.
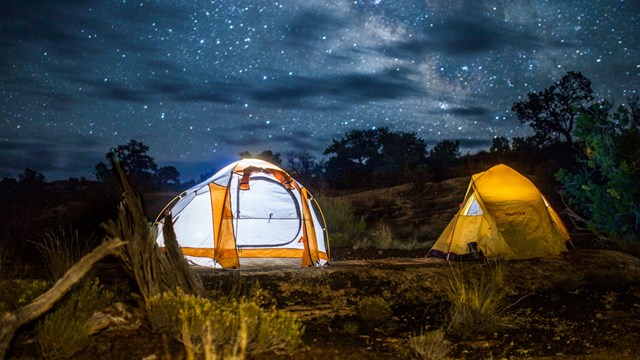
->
[428,106,492,118]
[378,9,568,60]
[80,79,148,103]
[144,65,424,109]
[250,67,425,107]
[0,135,108,180]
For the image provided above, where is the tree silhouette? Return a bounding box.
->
[18,168,46,185]
[428,140,460,162]
[239,150,283,165]
[557,95,640,240]
[323,127,428,188]
[287,150,321,184]
[155,166,181,187]
[512,71,594,146]
[95,139,179,189]
[490,137,511,153]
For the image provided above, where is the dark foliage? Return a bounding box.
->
[323,127,428,189]
[0,176,120,265]
[286,150,323,187]
[239,149,283,165]
[96,139,180,191]
[427,139,461,180]
[512,71,594,146]
[489,137,511,154]
[556,96,640,241]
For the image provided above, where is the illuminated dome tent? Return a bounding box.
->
[429,164,573,260]
[156,158,329,268]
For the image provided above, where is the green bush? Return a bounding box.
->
[146,288,303,357]
[0,279,49,312]
[557,99,640,244]
[36,279,113,359]
[316,196,366,247]
[356,296,392,324]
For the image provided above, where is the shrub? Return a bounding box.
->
[0,279,49,312]
[353,225,433,250]
[36,279,113,359]
[207,275,270,307]
[556,99,640,243]
[316,196,366,247]
[440,262,509,338]
[32,228,95,279]
[356,296,392,324]
[343,321,359,335]
[147,288,303,358]
[368,225,395,249]
[409,328,450,360]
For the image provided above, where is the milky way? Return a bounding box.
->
[1,0,638,181]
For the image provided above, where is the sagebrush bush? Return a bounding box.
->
[356,296,392,324]
[36,279,113,359]
[409,328,450,360]
[440,262,509,338]
[316,196,365,247]
[147,288,303,358]
[0,279,49,312]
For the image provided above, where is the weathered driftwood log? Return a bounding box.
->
[0,238,125,360]
[101,154,205,304]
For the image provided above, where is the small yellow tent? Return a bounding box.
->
[429,164,573,260]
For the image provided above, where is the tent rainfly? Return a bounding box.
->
[156,158,329,268]
[429,164,573,260]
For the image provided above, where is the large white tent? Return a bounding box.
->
[156,158,329,268]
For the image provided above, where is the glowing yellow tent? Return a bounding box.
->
[429,164,573,260]
[155,158,329,268]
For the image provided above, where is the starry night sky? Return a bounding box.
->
[1,0,638,181]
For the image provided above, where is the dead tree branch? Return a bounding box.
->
[101,153,205,304]
[0,238,125,359]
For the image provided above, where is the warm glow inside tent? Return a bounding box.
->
[429,164,573,260]
[156,158,329,268]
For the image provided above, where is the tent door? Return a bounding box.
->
[233,175,303,248]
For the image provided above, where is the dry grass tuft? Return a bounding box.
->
[409,328,451,360]
[32,228,94,279]
[440,262,510,338]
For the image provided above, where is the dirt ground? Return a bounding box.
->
[7,248,640,360]
[5,177,640,359]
